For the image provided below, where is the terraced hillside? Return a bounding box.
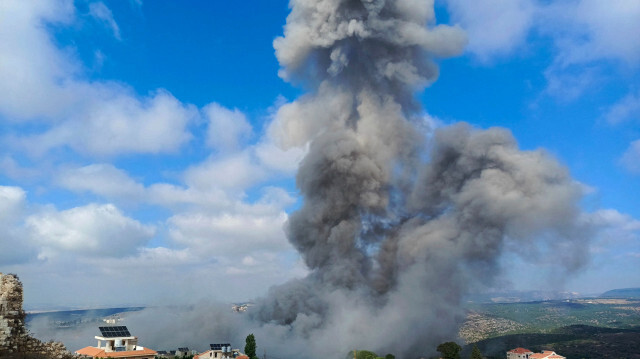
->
[464,325,640,359]
[460,299,640,343]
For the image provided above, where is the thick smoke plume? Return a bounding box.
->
[249,0,589,358]
[30,1,591,358]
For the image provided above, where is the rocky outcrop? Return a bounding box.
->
[0,273,74,358]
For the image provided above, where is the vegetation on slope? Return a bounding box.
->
[465,325,640,359]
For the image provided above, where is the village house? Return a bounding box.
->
[507,348,565,359]
[530,350,566,359]
[507,347,533,359]
[75,326,157,359]
[176,347,193,357]
[194,343,244,359]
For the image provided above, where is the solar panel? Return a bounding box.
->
[210,344,231,351]
[98,326,132,338]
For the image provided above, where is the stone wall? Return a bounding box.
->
[0,273,74,358]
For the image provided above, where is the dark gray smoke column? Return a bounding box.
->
[253,0,589,358]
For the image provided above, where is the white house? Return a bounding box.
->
[507,347,534,359]
[76,326,156,359]
[507,348,565,359]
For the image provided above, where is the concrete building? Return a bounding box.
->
[507,348,565,359]
[507,348,534,359]
[195,343,243,359]
[530,350,565,359]
[76,326,156,359]
[176,347,191,357]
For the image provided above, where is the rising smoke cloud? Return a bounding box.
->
[37,1,590,358]
[248,0,589,358]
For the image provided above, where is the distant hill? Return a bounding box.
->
[600,287,640,298]
[466,325,640,359]
[26,306,144,324]
[465,290,582,303]
[460,297,640,344]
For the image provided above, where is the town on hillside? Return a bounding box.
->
[74,325,249,359]
[429,341,567,359]
[507,348,565,359]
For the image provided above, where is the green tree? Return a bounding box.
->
[245,334,257,359]
[436,342,461,359]
[346,350,379,359]
[470,344,483,359]
[384,354,395,359]
[359,351,378,359]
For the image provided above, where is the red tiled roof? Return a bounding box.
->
[529,351,564,359]
[76,347,106,357]
[236,356,249,359]
[76,346,157,358]
[195,350,212,359]
[508,348,533,354]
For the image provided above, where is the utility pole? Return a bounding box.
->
[263,349,266,359]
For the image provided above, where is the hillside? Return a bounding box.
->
[466,325,640,359]
[460,298,640,343]
[600,288,640,298]
[26,307,144,329]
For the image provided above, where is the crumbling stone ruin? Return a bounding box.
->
[0,272,73,359]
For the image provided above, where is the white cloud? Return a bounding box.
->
[169,210,289,256]
[88,2,121,40]
[445,0,537,61]
[255,186,297,208]
[444,0,640,99]
[588,209,640,233]
[571,209,640,291]
[167,187,296,264]
[605,90,640,125]
[54,162,237,211]
[184,152,267,192]
[538,1,640,98]
[543,64,601,101]
[254,141,306,175]
[0,185,26,223]
[165,199,298,286]
[0,186,36,266]
[0,181,302,304]
[0,1,196,157]
[204,103,253,153]
[146,183,232,209]
[449,0,640,67]
[0,0,306,307]
[582,209,640,256]
[0,155,40,180]
[57,163,145,200]
[0,0,77,121]
[551,0,640,67]
[26,203,155,259]
[54,148,298,211]
[13,88,197,156]
[621,139,640,174]
[604,90,640,170]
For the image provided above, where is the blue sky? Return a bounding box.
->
[0,0,639,309]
